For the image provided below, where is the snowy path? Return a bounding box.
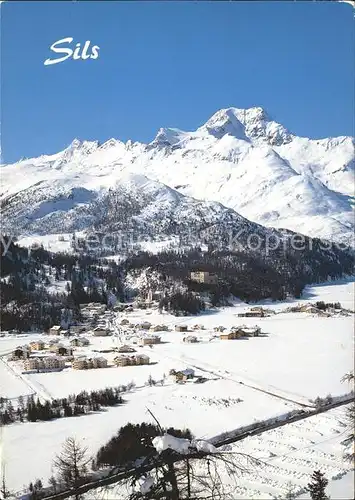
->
[0,355,53,402]
[0,355,36,400]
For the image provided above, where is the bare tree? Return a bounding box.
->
[53,437,91,497]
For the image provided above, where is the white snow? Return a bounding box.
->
[222,405,354,499]
[152,434,217,455]
[152,434,192,454]
[138,474,155,494]
[16,233,77,254]
[193,439,217,454]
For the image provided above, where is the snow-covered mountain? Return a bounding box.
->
[0,171,284,252]
[1,106,354,245]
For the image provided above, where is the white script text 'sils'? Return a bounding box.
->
[44,38,100,66]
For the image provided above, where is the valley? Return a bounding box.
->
[1,107,354,499]
[1,279,353,498]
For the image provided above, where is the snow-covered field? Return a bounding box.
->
[1,279,354,496]
[0,358,35,399]
[300,278,354,312]
[227,405,353,499]
[16,233,76,254]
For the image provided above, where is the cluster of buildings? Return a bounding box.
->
[49,325,93,336]
[174,324,203,333]
[72,356,108,370]
[80,302,107,318]
[220,325,261,340]
[11,340,76,372]
[295,304,331,316]
[23,356,65,372]
[286,303,348,317]
[49,302,113,337]
[119,319,170,333]
[47,303,115,338]
[11,337,87,360]
[237,307,274,318]
[113,353,150,367]
[49,324,90,336]
[10,333,93,372]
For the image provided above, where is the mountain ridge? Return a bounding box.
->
[1,106,354,245]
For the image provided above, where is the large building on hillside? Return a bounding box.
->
[190,271,218,285]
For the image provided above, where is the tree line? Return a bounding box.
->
[0,236,124,332]
[1,234,354,330]
[0,386,126,426]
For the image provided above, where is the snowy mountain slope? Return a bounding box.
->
[0,171,279,249]
[1,106,354,244]
[2,171,355,295]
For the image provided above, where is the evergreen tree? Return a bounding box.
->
[16,407,24,422]
[48,475,57,493]
[5,402,14,422]
[34,479,43,490]
[0,468,10,499]
[18,395,24,410]
[307,470,329,500]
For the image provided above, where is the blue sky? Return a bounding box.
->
[1,1,354,163]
